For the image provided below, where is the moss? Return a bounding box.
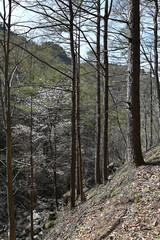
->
[87,188,98,200]
[48,211,57,221]
[63,191,70,207]
[44,220,54,229]
[110,186,122,197]
[113,165,128,179]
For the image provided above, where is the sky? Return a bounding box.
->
[0,0,153,68]
[0,0,93,58]
[0,0,38,35]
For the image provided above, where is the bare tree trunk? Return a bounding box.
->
[144,106,148,151]
[48,120,58,211]
[95,0,101,185]
[30,94,34,240]
[6,88,16,240]
[103,0,109,182]
[69,0,77,209]
[76,148,80,197]
[153,0,160,138]
[53,125,58,210]
[76,16,84,200]
[127,0,144,166]
[150,62,153,147]
[4,1,16,239]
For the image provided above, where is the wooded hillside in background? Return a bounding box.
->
[0,0,160,239]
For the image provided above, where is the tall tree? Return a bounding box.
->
[76,4,85,201]
[103,0,109,183]
[30,94,34,240]
[48,111,58,211]
[1,0,17,239]
[95,0,101,185]
[103,0,113,182]
[150,60,153,147]
[127,0,144,166]
[69,0,77,208]
[153,0,160,131]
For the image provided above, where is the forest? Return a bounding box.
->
[0,0,160,240]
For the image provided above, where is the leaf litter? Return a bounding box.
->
[44,146,160,240]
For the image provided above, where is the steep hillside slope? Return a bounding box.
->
[44,146,160,240]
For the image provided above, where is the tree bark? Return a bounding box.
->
[103,0,109,182]
[127,0,144,166]
[53,124,58,210]
[76,7,84,201]
[4,1,16,239]
[95,0,101,185]
[30,95,34,240]
[69,0,77,209]
[150,62,153,147]
[76,148,80,197]
[153,0,160,137]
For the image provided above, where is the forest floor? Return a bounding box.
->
[44,146,160,240]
